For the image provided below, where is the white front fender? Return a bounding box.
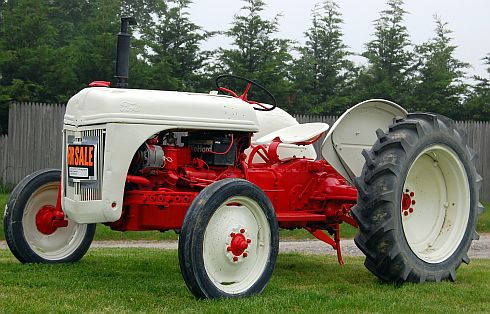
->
[62,123,177,223]
[321,99,408,184]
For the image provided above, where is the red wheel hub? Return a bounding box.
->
[402,189,416,217]
[35,205,69,235]
[227,229,251,262]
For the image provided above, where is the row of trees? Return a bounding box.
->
[1,0,489,134]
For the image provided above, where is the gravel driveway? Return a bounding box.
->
[5,235,488,258]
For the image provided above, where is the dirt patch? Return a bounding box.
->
[2,234,489,258]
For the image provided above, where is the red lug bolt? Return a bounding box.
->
[409,208,414,213]
[233,256,238,262]
[247,239,251,243]
[243,253,248,258]
[240,228,245,233]
[227,246,232,251]
[410,192,414,197]
[403,211,409,216]
[412,200,416,205]
[230,232,235,237]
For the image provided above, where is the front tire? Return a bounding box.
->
[4,169,96,263]
[179,179,279,299]
[352,113,483,283]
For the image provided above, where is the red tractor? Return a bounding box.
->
[3,18,483,299]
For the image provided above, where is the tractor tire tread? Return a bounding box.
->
[352,113,482,283]
[4,169,95,264]
[178,178,279,299]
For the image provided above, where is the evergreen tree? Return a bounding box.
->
[0,0,64,102]
[465,54,490,121]
[0,0,7,133]
[49,0,93,45]
[355,0,415,106]
[138,0,210,91]
[412,17,469,118]
[121,0,160,31]
[0,0,60,133]
[292,0,355,115]
[59,0,121,93]
[0,0,154,133]
[0,0,153,105]
[216,0,292,109]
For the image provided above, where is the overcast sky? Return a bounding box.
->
[189,0,489,79]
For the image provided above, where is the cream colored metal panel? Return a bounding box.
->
[247,107,317,161]
[62,123,176,223]
[321,99,408,184]
[255,123,329,145]
[64,88,260,132]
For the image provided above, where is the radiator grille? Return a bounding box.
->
[64,128,105,201]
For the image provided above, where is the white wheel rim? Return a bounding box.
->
[203,196,271,294]
[402,144,470,263]
[22,182,87,260]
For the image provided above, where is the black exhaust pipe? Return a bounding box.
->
[115,17,137,88]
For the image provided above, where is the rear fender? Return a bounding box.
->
[321,99,407,184]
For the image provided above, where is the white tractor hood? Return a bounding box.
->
[64,87,260,132]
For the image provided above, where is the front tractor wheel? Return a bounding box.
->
[353,113,483,283]
[178,179,279,299]
[4,169,96,263]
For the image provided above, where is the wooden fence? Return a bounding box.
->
[455,121,490,203]
[0,102,489,202]
[0,135,7,184]
[0,103,66,186]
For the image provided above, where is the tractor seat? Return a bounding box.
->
[255,122,329,145]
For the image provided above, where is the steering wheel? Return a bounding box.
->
[215,74,277,111]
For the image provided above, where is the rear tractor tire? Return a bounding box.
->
[4,169,96,263]
[352,113,483,283]
[178,179,279,299]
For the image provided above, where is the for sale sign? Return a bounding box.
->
[66,135,98,181]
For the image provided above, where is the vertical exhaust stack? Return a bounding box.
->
[115,17,137,88]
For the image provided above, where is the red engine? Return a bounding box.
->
[109,131,249,231]
[107,129,357,262]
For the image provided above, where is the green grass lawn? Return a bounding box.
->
[0,248,489,313]
[0,193,488,241]
[477,201,490,233]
